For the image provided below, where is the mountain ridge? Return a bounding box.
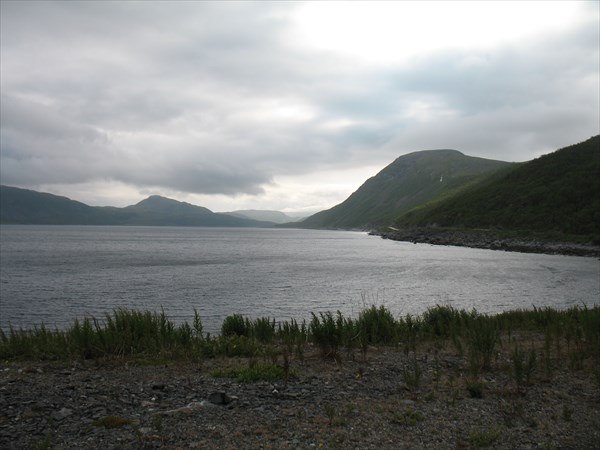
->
[0,187,273,227]
[223,209,297,224]
[296,149,513,229]
[394,135,600,239]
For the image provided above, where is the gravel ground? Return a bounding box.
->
[1,342,598,449]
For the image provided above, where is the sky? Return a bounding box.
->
[1,1,598,213]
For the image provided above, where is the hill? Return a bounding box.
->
[0,186,104,225]
[298,150,512,229]
[0,186,273,227]
[395,135,600,239]
[223,209,296,224]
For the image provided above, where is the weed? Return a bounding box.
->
[192,308,204,341]
[422,305,462,338]
[402,357,422,391]
[466,380,484,398]
[501,400,525,428]
[568,348,585,370]
[466,313,499,372]
[469,425,502,448]
[309,311,343,358]
[356,304,397,345]
[221,314,250,338]
[391,408,424,426]
[511,345,537,385]
[252,317,276,344]
[152,414,163,434]
[32,430,53,450]
[343,402,359,416]
[562,405,574,422]
[445,374,460,406]
[325,404,337,426]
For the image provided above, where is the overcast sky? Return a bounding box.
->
[1,1,598,212]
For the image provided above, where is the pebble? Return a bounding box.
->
[1,347,597,449]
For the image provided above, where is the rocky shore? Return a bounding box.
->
[372,228,600,257]
[1,341,598,449]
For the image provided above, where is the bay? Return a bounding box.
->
[1,225,598,334]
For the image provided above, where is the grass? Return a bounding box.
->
[511,345,537,385]
[3,305,598,450]
[391,408,425,426]
[469,425,502,448]
[1,305,598,384]
[402,357,422,391]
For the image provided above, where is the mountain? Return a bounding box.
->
[395,135,600,238]
[224,209,297,224]
[0,187,273,227]
[0,186,104,224]
[298,150,513,229]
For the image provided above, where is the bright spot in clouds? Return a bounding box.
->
[0,1,598,212]
[291,1,581,65]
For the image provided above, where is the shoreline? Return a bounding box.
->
[2,305,598,448]
[371,228,600,257]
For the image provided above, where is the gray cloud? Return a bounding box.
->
[1,1,598,208]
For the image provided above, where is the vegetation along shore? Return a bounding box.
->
[1,305,599,449]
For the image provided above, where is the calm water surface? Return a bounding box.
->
[1,226,598,334]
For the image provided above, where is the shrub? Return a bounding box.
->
[422,305,463,338]
[356,305,397,345]
[466,312,499,372]
[221,314,251,337]
[309,311,344,358]
[511,345,537,385]
[252,317,276,343]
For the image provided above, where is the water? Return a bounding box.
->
[1,225,598,334]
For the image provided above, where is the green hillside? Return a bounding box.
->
[396,135,600,239]
[299,150,512,229]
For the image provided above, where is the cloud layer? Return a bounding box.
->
[1,1,598,209]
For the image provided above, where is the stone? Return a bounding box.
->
[52,407,73,421]
[208,391,231,405]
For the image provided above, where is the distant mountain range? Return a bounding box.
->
[0,188,274,227]
[223,209,298,224]
[297,150,513,229]
[3,135,597,241]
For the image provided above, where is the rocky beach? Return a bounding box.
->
[372,228,600,258]
[1,339,598,449]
